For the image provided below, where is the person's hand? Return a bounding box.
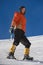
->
[9,27,14,34]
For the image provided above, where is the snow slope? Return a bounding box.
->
[0,35,43,65]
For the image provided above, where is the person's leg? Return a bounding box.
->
[21,35,33,60]
[7,29,21,59]
[7,40,19,59]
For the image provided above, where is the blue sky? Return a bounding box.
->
[0,0,43,39]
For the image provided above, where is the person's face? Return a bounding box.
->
[21,8,26,15]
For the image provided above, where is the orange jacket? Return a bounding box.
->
[11,12,26,32]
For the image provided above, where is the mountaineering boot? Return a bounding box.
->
[7,52,16,59]
[7,44,16,59]
[23,55,33,60]
[23,48,33,60]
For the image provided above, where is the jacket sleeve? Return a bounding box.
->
[11,12,20,27]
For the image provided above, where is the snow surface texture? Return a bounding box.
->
[0,35,43,65]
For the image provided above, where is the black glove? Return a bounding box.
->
[9,26,14,34]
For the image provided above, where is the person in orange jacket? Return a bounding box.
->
[7,6,33,60]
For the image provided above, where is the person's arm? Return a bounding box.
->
[11,16,16,27]
[10,12,20,33]
[11,12,20,27]
[9,13,16,33]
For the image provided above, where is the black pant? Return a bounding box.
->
[13,29,31,48]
